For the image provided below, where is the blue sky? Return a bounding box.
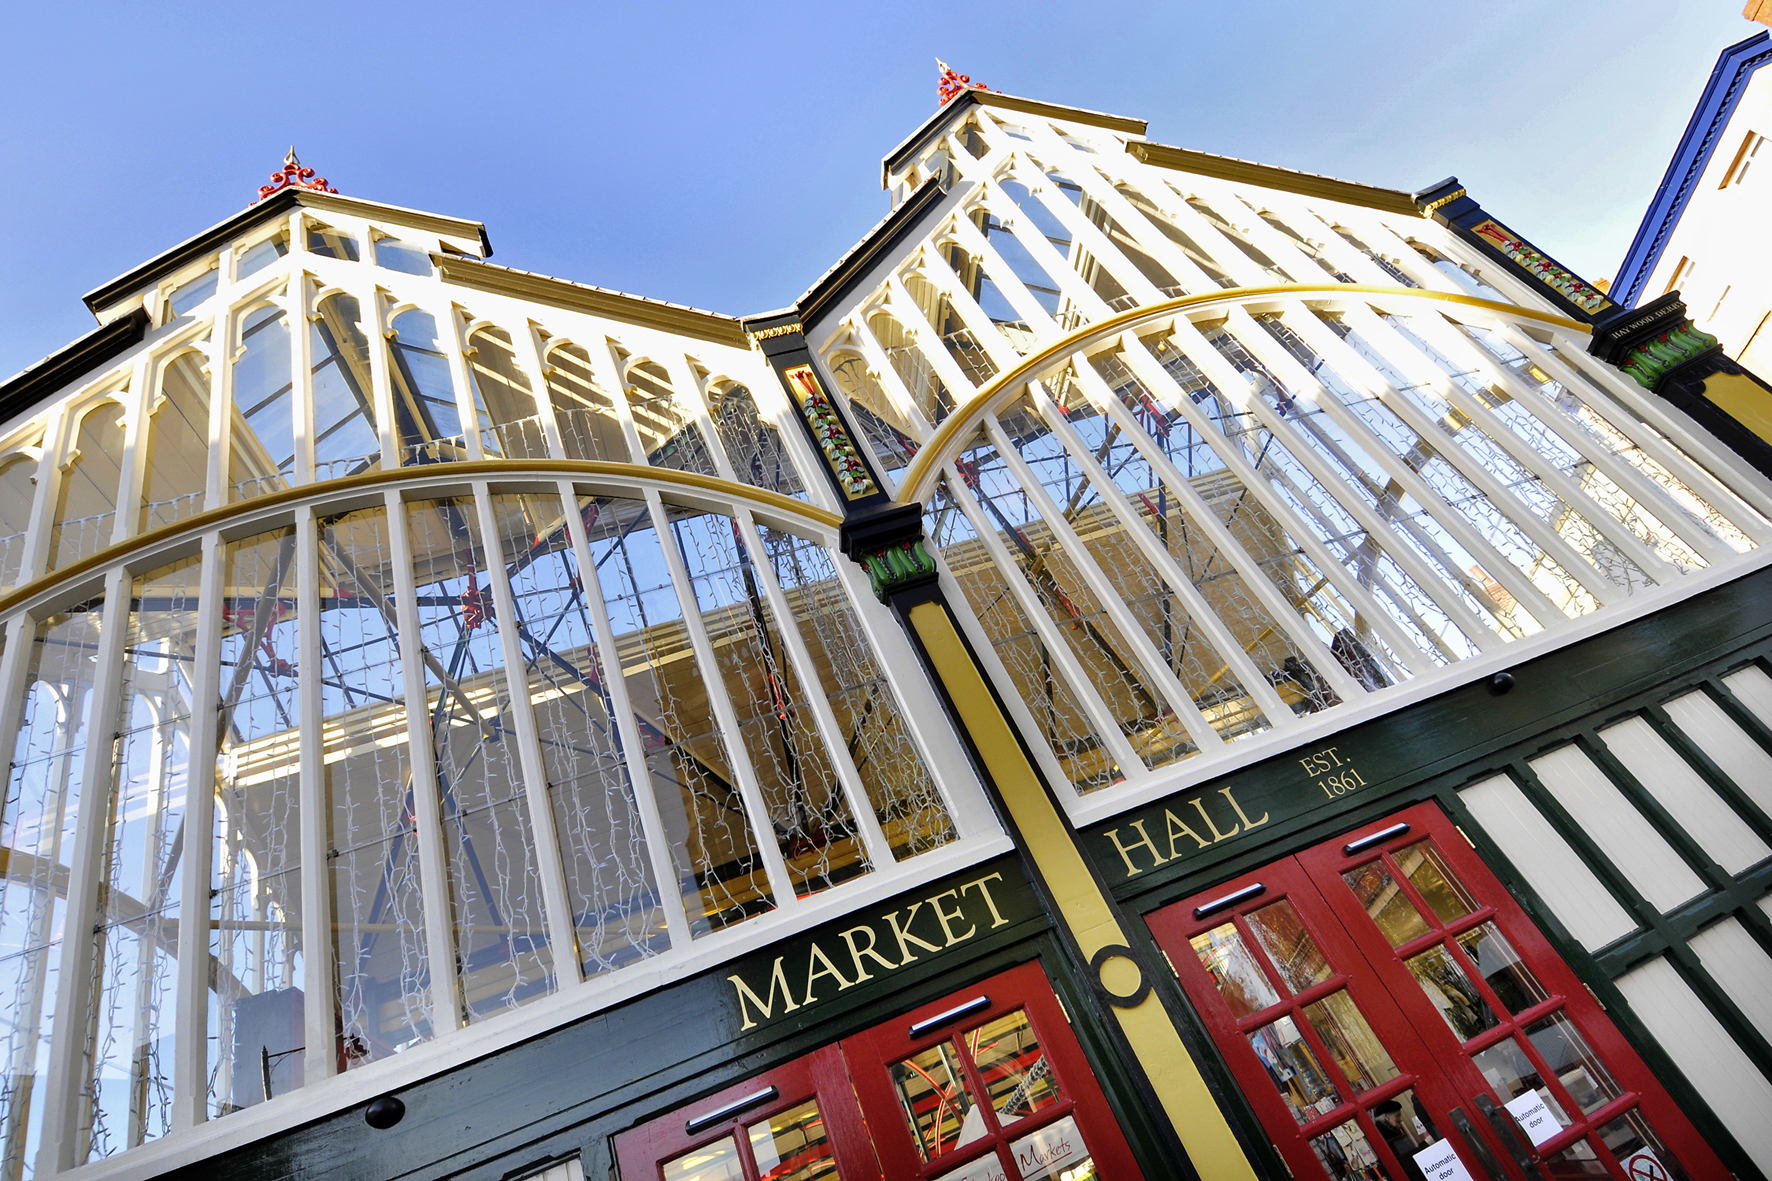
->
[0,1,1760,378]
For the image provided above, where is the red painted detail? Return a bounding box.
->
[937,58,997,106]
[254,147,338,204]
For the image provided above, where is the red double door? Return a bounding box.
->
[614,961,1143,1181]
[1152,801,1727,1181]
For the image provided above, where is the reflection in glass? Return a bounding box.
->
[388,309,464,465]
[1008,1114,1095,1181]
[82,559,200,1160]
[1456,923,1546,1016]
[237,233,287,281]
[210,528,304,1115]
[1192,922,1281,1019]
[1246,899,1333,994]
[168,269,218,317]
[310,293,380,481]
[140,356,210,531]
[375,237,434,277]
[230,304,295,500]
[544,343,624,463]
[1249,1016,1341,1124]
[1394,843,1476,924]
[306,223,359,261]
[968,1010,1060,1124]
[662,1135,744,1181]
[625,359,716,475]
[892,1041,984,1160]
[1342,861,1431,947]
[1299,991,1399,1094]
[466,326,546,460]
[1548,1110,1692,1181]
[1405,944,1495,1040]
[1372,1089,1441,1177]
[748,1098,840,1181]
[1308,1118,1384,1181]
[1471,1036,1569,1130]
[1524,1013,1622,1116]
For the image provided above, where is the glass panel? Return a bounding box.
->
[493,493,663,975]
[319,505,432,1066]
[1547,1110,1692,1181]
[140,356,209,532]
[306,224,359,261]
[1342,861,1432,947]
[375,238,433,277]
[1192,922,1281,1018]
[1307,1118,1384,1181]
[670,507,868,898]
[466,327,546,460]
[891,1041,985,1161]
[1298,990,1399,1094]
[626,360,717,476]
[236,234,287,281]
[1371,1090,1442,1177]
[1471,1035,1570,1132]
[82,557,200,1159]
[230,305,295,500]
[53,401,126,568]
[967,1009,1060,1124]
[662,1135,745,1181]
[747,1098,840,1181]
[583,496,773,934]
[1394,843,1476,925]
[169,269,218,317]
[712,384,804,500]
[406,497,556,1019]
[310,294,381,482]
[1246,899,1334,994]
[1404,944,1495,1040]
[210,528,304,1116]
[388,309,464,466]
[754,524,955,860]
[1455,922,1546,1015]
[1524,1012,1622,1116]
[544,343,623,463]
[0,455,35,590]
[1249,1015,1342,1124]
[1007,1113,1094,1181]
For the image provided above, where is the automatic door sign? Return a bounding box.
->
[1412,1138,1478,1181]
[1623,1148,1670,1181]
[1503,1090,1563,1148]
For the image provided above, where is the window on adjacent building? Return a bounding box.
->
[1721,131,1765,187]
[1663,255,1696,297]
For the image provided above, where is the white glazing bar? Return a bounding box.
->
[1004,149,1166,307]
[884,272,987,401]
[296,503,336,1086]
[1222,303,1538,641]
[113,354,156,544]
[554,478,693,950]
[204,309,234,524]
[664,351,731,481]
[1046,157,1219,297]
[1192,186,1344,286]
[912,250,1020,372]
[946,211,1063,338]
[593,336,651,467]
[19,398,73,586]
[1342,304,1677,588]
[641,488,799,914]
[1275,306,1586,621]
[1108,170,1270,289]
[366,284,402,473]
[732,508,896,868]
[1027,381,1305,722]
[941,459,1152,779]
[984,412,1232,749]
[843,311,935,442]
[1161,313,1495,650]
[512,320,570,461]
[441,305,488,463]
[1113,335,1435,675]
[290,268,316,487]
[35,567,133,1175]
[171,533,225,1130]
[470,481,583,985]
[0,610,42,1171]
[384,488,466,1035]
[748,358,841,517]
[978,176,1113,324]
[1496,323,1772,546]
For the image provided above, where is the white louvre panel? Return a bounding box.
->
[521,1159,586,1181]
[1595,716,1770,873]
[1527,745,1708,912]
[1456,773,1636,950]
[1614,956,1772,1173]
[1662,688,1772,818]
[1722,664,1772,728]
[1687,917,1772,1044]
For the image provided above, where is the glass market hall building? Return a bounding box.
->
[4,67,1772,1181]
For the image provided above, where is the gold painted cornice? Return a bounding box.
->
[1127,142,1420,217]
[890,283,1592,507]
[0,460,839,619]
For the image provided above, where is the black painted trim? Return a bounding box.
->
[0,308,149,424]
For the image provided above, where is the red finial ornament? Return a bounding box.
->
[254,147,338,204]
[937,59,996,106]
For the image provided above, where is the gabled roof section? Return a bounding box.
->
[433,255,747,348]
[881,89,1147,189]
[797,177,950,328]
[82,188,492,318]
[1126,141,1418,216]
[0,309,149,426]
[1612,31,1772,307]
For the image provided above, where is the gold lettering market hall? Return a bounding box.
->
[5,59,1772,1181]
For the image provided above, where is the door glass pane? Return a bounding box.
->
[1470,1035,1571,1131]
[1371,1089,1442,1176]
[1394,843,1477,924]
[1343,862,1432,946]
[663,1135,745,1181]
[1404,944,1497,1040]
[967,1010,1060,1124]
[1246,900,1335,994]
[1192,922,1281,1018]
[1547,1110,1693,1181]
[1523,1012,1622,1116]
[1250,1015,1343,1123]
[1455,923,1547,1015]
[748,1098,840,1181]
[1299,991,1400,1094]
[1308,1118,1384,1181]
[892,1042,986,1161]
[1007,1113,1094,1181]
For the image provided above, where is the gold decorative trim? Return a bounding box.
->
[1126,141,1419,216]
[748,322,804,344]
[890,283,1593,506]
[1421,187,1467,214]
[0,460,839,619]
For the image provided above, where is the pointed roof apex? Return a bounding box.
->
[937,59,996,106]
[253,147,338,205]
